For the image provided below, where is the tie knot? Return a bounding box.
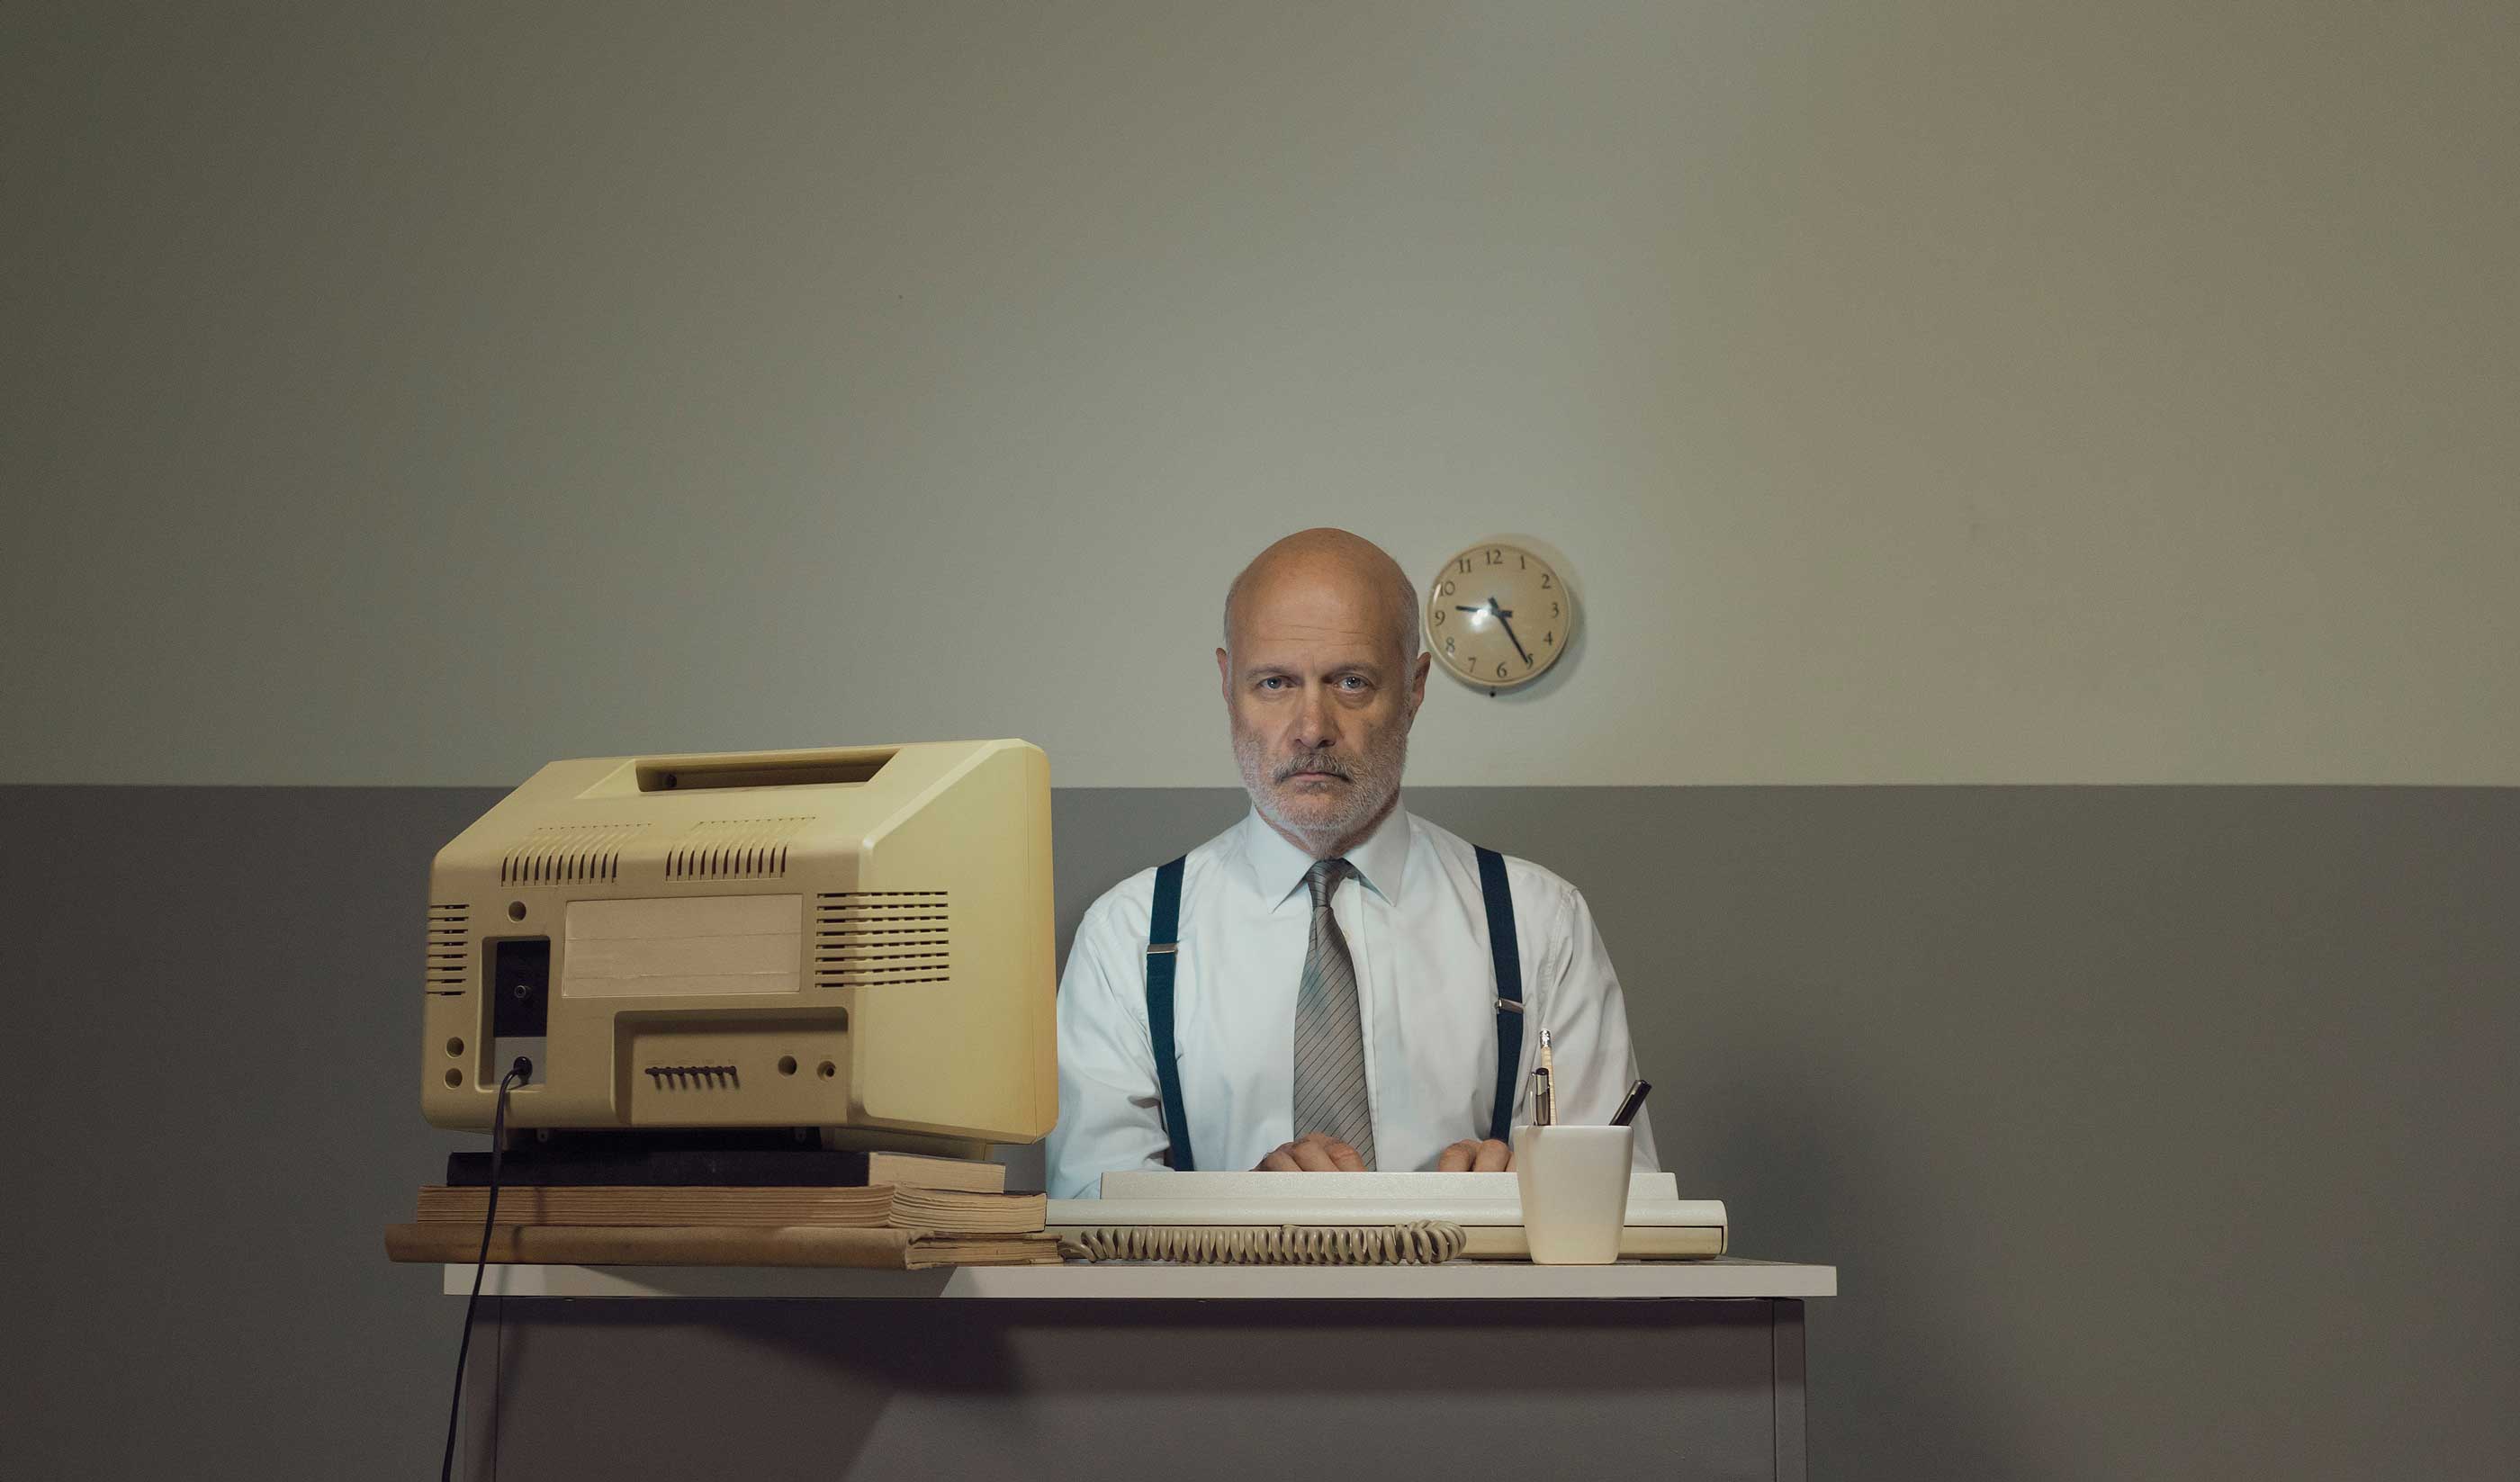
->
[1305,857,1354,908]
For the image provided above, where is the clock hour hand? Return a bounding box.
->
[1487,599,1534,666]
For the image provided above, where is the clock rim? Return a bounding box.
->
[1423,540,1571,690]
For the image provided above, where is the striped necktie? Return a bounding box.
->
[1292,857,1376,1167]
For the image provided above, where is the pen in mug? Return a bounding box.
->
[1534,1027,1557,1127]
[1610,1079,1652,1127]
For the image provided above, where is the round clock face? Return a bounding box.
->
[1426,542,1571,689]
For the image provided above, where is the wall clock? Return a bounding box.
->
[1425,541,1571,691]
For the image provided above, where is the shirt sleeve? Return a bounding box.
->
[1042,892,1174,1199]
[1536,877,1661,1171]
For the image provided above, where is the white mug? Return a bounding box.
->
[1510,1124,1635,1264]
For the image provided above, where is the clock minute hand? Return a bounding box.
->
[1487,599,1534,666]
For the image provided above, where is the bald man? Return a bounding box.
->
[1044,529,1658,1199]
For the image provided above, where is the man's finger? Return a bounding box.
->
[1436,1139,1480,1173]
[1289,1138,1341,1172]
[1472,1138,1511,1173]
[1256,1144,1301,1172]
[1322,1137,1366,1172]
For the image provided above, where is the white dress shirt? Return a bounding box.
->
[1046,799,1660,1199]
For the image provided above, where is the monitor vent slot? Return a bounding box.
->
[814,892,950,987]
[643,1064,740,1091]
[665,817,810,881]
[427,904,469,992]
[500,824,648,885]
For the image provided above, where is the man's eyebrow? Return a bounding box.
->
[1238,660,1387,682]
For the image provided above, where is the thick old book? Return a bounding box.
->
[415,1185,1044,1234]
[859,1152,1008,1193]
[384,1223,1062,1270]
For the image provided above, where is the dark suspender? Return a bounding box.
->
[1475,846,1526,1143]
[1143,846,1525,1165]
[1145,856,1193,1170]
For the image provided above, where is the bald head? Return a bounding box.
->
[1221,528,1421,669]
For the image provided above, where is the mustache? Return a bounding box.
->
[1274,755,1356,783]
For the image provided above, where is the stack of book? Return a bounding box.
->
[384,1153,1060,1270]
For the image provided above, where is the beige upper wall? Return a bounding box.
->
[6,1,2515,787]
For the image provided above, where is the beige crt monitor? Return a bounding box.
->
[420,740,1055,1152]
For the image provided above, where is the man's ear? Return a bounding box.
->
[1407,651,1431,719]
[1216,646,1231,700]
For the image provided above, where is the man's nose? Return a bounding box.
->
[1289,683,1338,750]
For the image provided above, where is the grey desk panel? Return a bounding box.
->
[469,1296,1798,1481]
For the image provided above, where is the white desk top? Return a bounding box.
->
[445,1257,1835,1301]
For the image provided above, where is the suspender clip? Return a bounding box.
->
[1146,942,1178,957]
[1495,996,1524,1014]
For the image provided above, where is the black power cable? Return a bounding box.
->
[440,1058,531,1481]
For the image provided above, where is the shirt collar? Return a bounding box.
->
[1238,796,1413,912]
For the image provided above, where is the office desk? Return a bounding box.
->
[449,1258,1836,1481]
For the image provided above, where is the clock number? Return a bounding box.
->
[1524,656,1534,672]
[1456,557,1472,575]
[1485,548,1502,565]
[1431,607,1445,626]
[1539,573,1552,589]
[1544,631,1554,646]
[1551,601,1559,617]
[1445,637,1456,656]
[1518,553,1526,570]
[1495,661,1508,679]
[1440,579,1456,596]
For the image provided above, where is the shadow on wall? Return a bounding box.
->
[0,786,498,1480]
[1407,784,2520,1481]
[1713,1004,2036,1476]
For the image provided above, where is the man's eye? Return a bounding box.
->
[1339,676,1368,691]
[1258,677,1287,691]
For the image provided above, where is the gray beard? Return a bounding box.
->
[1233,729,1408,858]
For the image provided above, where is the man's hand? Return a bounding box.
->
[1256,1132,1368,1172]
[1436,1138,1513,1172]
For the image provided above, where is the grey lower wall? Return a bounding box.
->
[2,785,2513,1479]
